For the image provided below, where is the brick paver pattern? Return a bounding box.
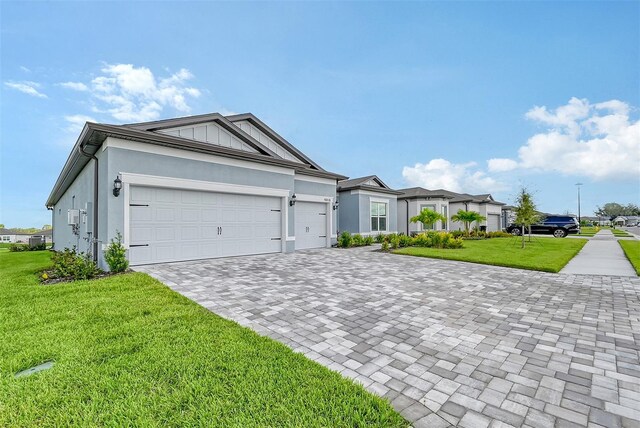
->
[136,247,640,428]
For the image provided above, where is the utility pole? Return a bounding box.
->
[576,183,583,225]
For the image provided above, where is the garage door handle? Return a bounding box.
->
[130,204,149,207]
[129,244,149,247]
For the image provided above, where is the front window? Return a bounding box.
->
[371,202,387,232]
[1,236,9,242]
[441,205,448,230]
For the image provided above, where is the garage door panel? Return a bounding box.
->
[155,227,175,241]
[131,206,152,221]
[155,208,175,222]
[129,186,282,265]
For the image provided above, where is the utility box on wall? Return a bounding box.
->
[67,209,80,226]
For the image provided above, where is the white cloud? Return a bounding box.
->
[4,81,47,98]
[64,114,97,133]
[59,81,88,91]
[20,66,31,73]
[517,98,640,180]
[487,158,518,172]
[88,64,201,122]
[402,158,507,194]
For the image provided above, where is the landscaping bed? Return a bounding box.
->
[0,251,406,427]
[394,237,587,272]
[619,240,640,275]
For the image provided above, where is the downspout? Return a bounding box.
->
[405,199,410,235]
[78,142,99,262]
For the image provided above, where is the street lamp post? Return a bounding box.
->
[575,183,583,225]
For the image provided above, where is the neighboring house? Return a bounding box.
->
[0,228,18,243]
[337,175,402,236]
[397,188,505,235]
[501,205,516,229]
[31,228,53,244]
[46,113,345,269]
[397,188,454,235]
[613,216,640,226]
[0,228,52,244]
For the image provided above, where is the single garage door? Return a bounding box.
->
[487,214,501,232]
[129,186,282,265]
[295,201,327,250]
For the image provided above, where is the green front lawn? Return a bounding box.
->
[619,240,640,275]
[394,237,587,272]
[577,227,598,237]
[611,228,632,237]
[0,251,406,427]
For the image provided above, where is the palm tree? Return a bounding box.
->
[451,210,486,236]
[410,208,446,231]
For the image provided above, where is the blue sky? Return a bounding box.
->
[1,1,638,228]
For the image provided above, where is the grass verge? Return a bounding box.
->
[611,229,631,237]
[619,240,640,275]
[0,251,406,427]
[394,237,587,272]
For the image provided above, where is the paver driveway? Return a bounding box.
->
[136,247,640,427]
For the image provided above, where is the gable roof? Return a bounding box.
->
[338,175,403,195]
[46,115,345,207]
[225,113,324,171]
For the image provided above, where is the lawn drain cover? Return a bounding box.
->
[15,361,54,378]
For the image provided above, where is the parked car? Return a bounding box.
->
[506,215,580,238]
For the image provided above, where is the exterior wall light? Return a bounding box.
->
[333,201,339,210]
[113,177,122,197]
[289,194,297,206]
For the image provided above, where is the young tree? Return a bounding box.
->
[410,208,446,231]
[513,188,540,248]
[451,210,486,237]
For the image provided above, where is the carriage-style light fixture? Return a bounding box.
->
[332,200,339,210]
[113,177,122,197]
[289,194,297,206]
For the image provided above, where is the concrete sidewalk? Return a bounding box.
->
[561,229,636,276]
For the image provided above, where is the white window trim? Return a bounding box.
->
[120,172,290,252]
[370,201,388,233]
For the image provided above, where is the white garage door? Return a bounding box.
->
[128,186,282,265]
[295,201,327,250]
[487,214,501,232]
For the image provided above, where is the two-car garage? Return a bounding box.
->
[127,183,331,266]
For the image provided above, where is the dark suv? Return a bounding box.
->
[507,215,580,238]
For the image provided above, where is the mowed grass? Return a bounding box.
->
[611,228,632,237]
[619,240,640,275]
[394,237,587,272]
[577,227,598,237]
[0,251,406,427]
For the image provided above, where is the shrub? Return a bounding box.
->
[399,235,413,248]
[450,230,465,239]
[352,234,365,247]
[363,236,374,246]
[412,232,463,249]
[51,247,101,280]
[337,231,353,248]
[374,233,385,243]
[390,235,400,250]
[412,233,432,247]
[381,240,389,251]
[9,243,29,252]
[104,231,129,273]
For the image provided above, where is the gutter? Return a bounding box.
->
[78,141,99,262]
[406,199,410,235]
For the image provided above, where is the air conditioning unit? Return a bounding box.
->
[68,209,80,226]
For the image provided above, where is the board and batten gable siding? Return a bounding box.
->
[157,121,259,153]
[233,120,302,163]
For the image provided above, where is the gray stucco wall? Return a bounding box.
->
[337,191,360,233]
[52,148,109,257]
[338,190,397,235]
